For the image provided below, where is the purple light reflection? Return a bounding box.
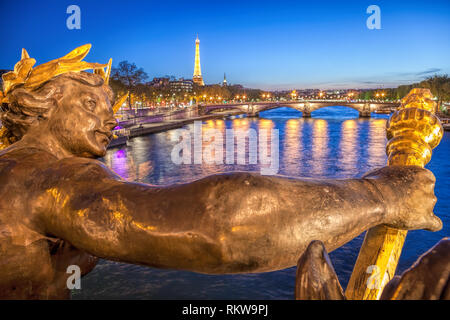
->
[111,149,129,179]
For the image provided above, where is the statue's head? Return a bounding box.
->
[0,44,125,158]
[2,72,117,158]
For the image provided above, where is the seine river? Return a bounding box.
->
[72,106,450,299]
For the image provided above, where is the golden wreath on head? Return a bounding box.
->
[0,44,128,114]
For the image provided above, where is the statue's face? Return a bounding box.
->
[47,78,117,158]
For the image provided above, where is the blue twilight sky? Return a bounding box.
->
[0,0,449,90]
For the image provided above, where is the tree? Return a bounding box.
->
[111,61,149,108]
[420,75,450,111]
[109,78,127,98]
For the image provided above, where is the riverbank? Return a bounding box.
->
[438,114,450,131]
[108,111,243,148]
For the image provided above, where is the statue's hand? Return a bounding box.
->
[380,238,450,300]
[363,166,442,232]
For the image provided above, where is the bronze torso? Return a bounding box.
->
[0,147,98,299]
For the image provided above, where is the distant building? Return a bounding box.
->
[170,78,194,93]
[230,84,244,90]
[148,77,170,88]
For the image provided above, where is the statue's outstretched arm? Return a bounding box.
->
[40,158,441,274]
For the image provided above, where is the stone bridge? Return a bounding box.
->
[199,100,400,118]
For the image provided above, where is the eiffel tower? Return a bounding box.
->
[193,35,204,86]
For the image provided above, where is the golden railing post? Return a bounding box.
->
[345,88,444,300]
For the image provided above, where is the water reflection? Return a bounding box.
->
[367,119,388,168]
[311,119,328,176]
[339,120,358,177]
[283,119,301,176]
[104,149,129,179]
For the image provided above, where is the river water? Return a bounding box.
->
[72,106,450,299]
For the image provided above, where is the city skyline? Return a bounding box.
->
[0,0,449,90]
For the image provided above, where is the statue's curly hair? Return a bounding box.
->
[0,72,113,149]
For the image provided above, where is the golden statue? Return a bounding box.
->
[0,45,443,299]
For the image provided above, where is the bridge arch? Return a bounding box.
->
[255,104,302,113]
[306,104,370,118]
